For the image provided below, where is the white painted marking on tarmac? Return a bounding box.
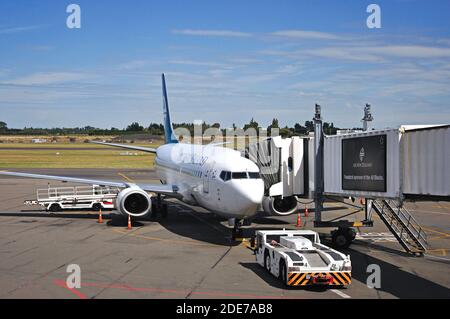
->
[410,209,450,216]
[356,232,397,242]
[424,254,450,262]
[330,289,351,299]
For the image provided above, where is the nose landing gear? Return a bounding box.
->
[229,218,244,240]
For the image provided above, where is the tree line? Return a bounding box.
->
[0,119,360,137]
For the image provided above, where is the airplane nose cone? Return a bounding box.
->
[233,180,264,216]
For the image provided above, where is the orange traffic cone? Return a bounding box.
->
[305,207,309,218]
[296,212,302,228]
[98,209,103,224]
[127,215,132,230]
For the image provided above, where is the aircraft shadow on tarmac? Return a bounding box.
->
[1,202,354,248]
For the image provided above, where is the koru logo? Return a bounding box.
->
[359,147,365,162]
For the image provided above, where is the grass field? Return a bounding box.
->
[0,143,159,169]
[0,136,259,168]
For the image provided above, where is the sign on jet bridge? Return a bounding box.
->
[342,135,386,192]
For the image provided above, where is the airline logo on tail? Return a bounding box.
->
[162,73,179,144]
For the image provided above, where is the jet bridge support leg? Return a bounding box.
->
[311,104,368,249]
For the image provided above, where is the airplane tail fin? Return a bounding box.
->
[162,73,179,144]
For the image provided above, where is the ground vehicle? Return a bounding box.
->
[254,230,352,287]
[24,185,120,212]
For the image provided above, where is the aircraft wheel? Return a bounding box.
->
[332,228,353,249]
[49,203,61,212]
[161,203,168,219]
[264,250,271,272]
[150,200,159,218]
[279,259,287,285]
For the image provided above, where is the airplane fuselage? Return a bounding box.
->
[155,143,264,219]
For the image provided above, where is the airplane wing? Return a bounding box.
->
[0,171,178,195]
[90,141,157,153]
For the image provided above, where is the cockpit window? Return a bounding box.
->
[248,172,260,179]
[221,171,261,181]
[232,172,248,179]
[220,171,231,181]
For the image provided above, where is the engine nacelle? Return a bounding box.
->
[116,186,152,217]
[262,196,298,216]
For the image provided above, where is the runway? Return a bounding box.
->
[0,169,449,299]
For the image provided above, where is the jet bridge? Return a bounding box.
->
[247,106,449,255]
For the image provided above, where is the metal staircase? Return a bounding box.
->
[372,200,428,255]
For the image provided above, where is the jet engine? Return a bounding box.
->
[116,186,152,217]
[262,196,298,216]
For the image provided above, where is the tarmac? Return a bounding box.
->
[0,168,449,299]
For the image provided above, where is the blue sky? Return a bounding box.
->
[1,0,450,129]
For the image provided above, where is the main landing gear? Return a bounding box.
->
[151,194,168,219]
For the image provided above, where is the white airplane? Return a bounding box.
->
[0,74,265,237]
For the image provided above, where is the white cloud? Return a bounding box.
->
[364,45,450,58]
[0,25,44,35]
[2,72,89,86]
[168,60,229,68]
[172,29,252,38]
[307,47,384,62]
[116,60,153,70]
[264,44,450,63]
[270,30,344,40]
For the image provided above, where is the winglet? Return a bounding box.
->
[162,73,179,144]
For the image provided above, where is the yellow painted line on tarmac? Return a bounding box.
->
[421,226,450,238]
[118,172,134,183]
[410,209,450,216]
[426,248,448,256]
[428,236,449,241]
[113,228,215,247]
[431,203,450,210]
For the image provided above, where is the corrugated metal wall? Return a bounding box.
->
[402,126,450,196]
